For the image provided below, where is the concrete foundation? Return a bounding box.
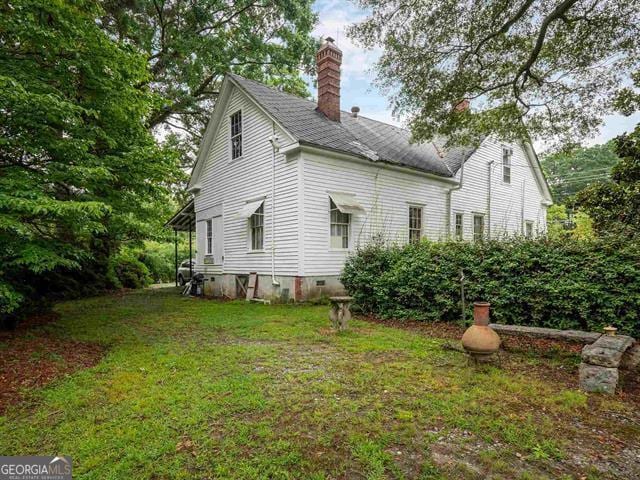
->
[201,274,345,302]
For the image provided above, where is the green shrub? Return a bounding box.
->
[341,238,640,336]
[108,253,151,289]
[123,239,190,284]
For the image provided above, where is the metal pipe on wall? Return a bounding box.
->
[269,122,280,287]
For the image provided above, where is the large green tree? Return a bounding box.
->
[576,126,640,238]
[541,142,620,202]
[348,0,640,147]
[0,0,183,319]
[100,0,318,165]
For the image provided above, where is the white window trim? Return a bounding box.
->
[248,203,264,252]
[329,197,351,251]
[454,211,464,241]
[408,204,424,244]
[473,213,485,242]
[230,110,242,160]
[502,146,512,184]
[525,220,534,239]
[205,219,213,255]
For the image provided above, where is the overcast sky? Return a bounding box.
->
[308,0,640,151]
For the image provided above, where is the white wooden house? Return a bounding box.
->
[169,38,553,301]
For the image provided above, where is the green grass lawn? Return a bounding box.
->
[1,288,638,479]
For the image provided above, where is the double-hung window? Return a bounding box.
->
[408,206,423,244]
[230,110,242,159]
[502,147,512,183]
[473,214,485,242]
[525,221,534,239]
[206,219,213,255]
[250,203,264,250]
[455,213,464,240]
[330,199,350,249]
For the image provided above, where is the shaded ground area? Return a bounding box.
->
[0,288,638,479]
[0,313,105,412]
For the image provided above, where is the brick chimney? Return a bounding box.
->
[454,99,470,112]
[316,37,342,122]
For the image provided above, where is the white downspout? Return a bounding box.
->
[446,160,465,238]
[521,180,525,235]
[269,123,280,286]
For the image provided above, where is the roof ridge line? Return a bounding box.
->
[227,73,414,134]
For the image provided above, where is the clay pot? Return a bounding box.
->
[461,302,501,360]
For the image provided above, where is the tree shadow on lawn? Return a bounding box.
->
[0,312,106,413]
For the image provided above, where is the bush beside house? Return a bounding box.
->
[341,238,640,337]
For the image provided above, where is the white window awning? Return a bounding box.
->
[329,192,365,214]
[237,199,264,219]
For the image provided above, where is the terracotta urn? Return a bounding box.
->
[461,302,501,361]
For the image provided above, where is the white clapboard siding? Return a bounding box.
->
[450,139,547,240]
[193,87,299,276]
[300,151,452,276]
[192,84,549,281]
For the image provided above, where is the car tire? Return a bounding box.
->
[178,274,185,286]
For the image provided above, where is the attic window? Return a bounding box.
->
[502,147,512,183]
[231,110,242,159]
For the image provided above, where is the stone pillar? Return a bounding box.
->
[579,334,634,394]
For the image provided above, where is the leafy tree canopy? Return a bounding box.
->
[541,142,620,202]
[0,0,183,317]
[576,125,640,238]
[348,0,640,147]
[100,0,318,165]
[547,204,594,239]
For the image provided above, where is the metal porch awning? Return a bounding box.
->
[165,199,195,231]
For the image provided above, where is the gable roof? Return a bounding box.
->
[227,73,476,178]
[188,73,552,204]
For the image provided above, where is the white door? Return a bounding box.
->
[212,215,224,265]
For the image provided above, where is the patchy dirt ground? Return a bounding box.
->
[0,312,105,413]
[1,291,638,479]
[364,315,639,402]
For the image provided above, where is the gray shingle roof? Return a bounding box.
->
[228,73,476,178]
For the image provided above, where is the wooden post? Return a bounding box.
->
[174,229,178,287]
[188,222,193,279]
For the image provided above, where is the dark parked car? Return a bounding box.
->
[177,259,195,286]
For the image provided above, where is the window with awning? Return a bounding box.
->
[237,199,264,219]
[327,192,365,215]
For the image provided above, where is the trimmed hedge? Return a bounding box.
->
[341,238,640,337]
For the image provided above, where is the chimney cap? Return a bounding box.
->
[325,36,335,43]
[351,106,360,117]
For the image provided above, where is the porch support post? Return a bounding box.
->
[174,228,178,287]
[189,222,193,279]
